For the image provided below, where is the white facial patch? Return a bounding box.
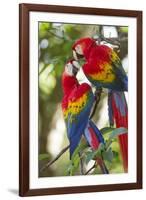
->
[65,63,73,76]
[75,45,83,55]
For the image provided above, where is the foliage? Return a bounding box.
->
[39,153,50,161]
[66,128,127,175]
[38,22,128,177]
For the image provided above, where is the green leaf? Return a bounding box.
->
[102,127,127,149]
[70,149,82,175]
[102,148,113,163]
[39,22,52,31]
[86,151,95,164]
[66,154,81,176]
[71,140,88,161]
[65,163,74,176]
[39,153,50,161]
[78,141,89,152]
[73,154,80,168]
[109,127,127,140]
[85,143,105,164]
[120,27,128,33]
[100,127,115,135]
[66,165,72,176]
[113,150,119,158]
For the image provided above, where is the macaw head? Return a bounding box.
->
[64,59,81,76]
[72,37,96,60]
[62,60,81,94]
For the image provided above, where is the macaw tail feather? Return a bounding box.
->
[84,120,109,174]
[108,91,128,172]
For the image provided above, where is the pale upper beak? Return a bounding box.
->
[73,50,78,61]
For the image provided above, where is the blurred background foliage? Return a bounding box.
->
[38,22,128,177]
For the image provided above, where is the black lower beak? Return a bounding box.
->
[73,66,79,76]
[73,50,84,60]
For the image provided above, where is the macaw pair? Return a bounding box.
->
[72,37,128,172]
[62,60,108,174]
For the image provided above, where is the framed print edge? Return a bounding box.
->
[19,3,143,197]
[19,3,30,196]
[136,11,143,189]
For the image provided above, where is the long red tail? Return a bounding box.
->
[109,91,128,172]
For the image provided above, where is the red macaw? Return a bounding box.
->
[72,38,128,172]
[61,60,108,174]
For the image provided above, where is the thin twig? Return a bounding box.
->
[48,30,65,40]
[97,157,109,174]
[85,162,96,175]
[40,145,70,172]
[78,152,84,175]
[89,88,102,119]
[100,36,120,47]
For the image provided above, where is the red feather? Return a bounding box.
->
[72,37,128,172]
[62,71,91,112]
[62,72,79,95]
[111,93,128,172]
[88,127,100,150]
[88,45,111,63]
[72,37,96,60]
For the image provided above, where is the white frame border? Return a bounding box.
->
[29,12,137,189]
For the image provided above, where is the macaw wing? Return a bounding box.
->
[63,83,94,157]
[112,61,128,91]
[109,48,128,91]
[83,47,128,91]
[84,120,105,150]
[83,62,118,90]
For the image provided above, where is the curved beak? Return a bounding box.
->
[72,65,79,76]
[73,50,78,61]
[73,50,84,61]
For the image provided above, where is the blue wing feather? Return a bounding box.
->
[65,85,94,158]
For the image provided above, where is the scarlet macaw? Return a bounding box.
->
[61,60,108,174]
[72,37,128,172]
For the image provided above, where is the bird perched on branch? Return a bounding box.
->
[61,60,108,174]
[72,37,128,172]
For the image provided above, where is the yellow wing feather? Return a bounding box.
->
[89,62,115,83]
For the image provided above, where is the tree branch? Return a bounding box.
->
[100,36,120,47]
[85,162,96,175]
[48,30,65,40]
[40,144,70,173]
[89,88,102,119]
[78,151,84,175]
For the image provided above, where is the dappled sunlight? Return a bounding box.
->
[103,26,118,38]
[86,160,96,174]
[96,93,109,129]
[122,55,128,73]
[47,106,66,157]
